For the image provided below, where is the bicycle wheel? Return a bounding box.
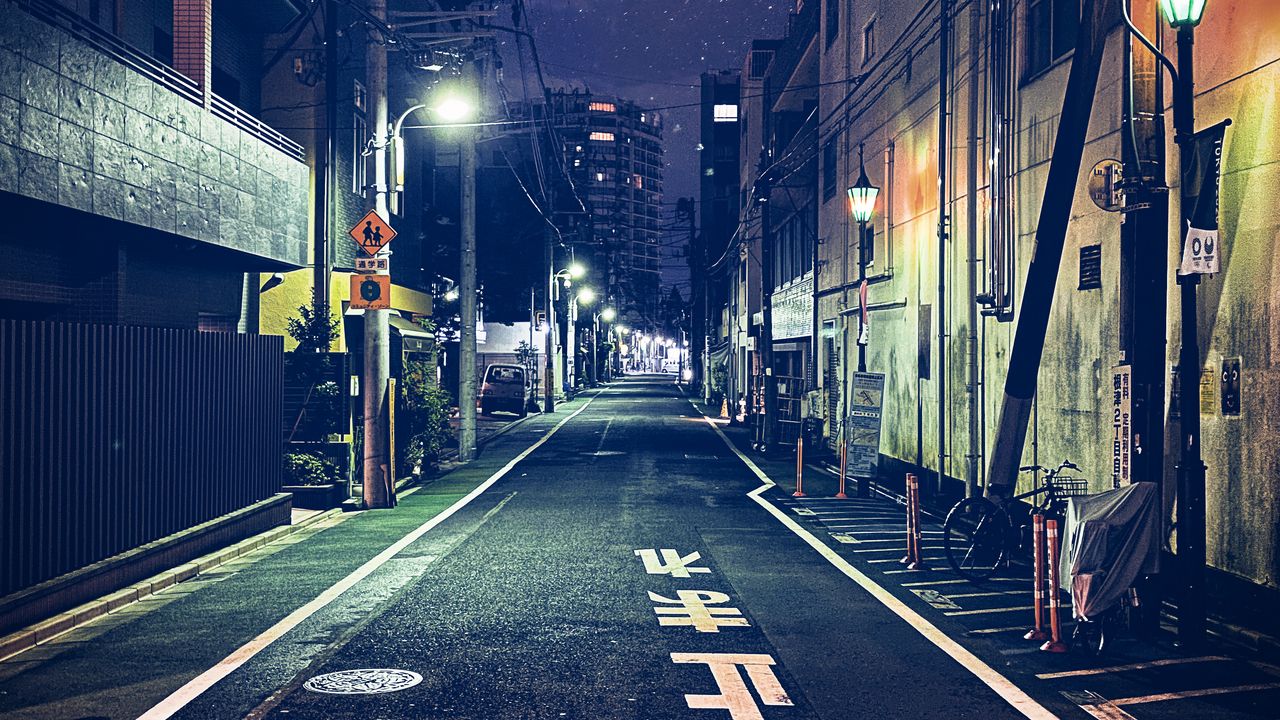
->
[943,497,1010,580]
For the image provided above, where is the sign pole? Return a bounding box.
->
[363,0,392,509]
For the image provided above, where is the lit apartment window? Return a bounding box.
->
[634,174,643,189]
[640,113,647,123]
[863,19,877,65]
[574,158,582,167]
[713,104,738,122]
[596,171,606,182]
[589,131,615,142]
[589,101,616,113]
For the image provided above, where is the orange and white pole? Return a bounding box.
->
[1040,518,1068,652]
[908,474,927,570]
[836,428,848,499]
[1024,514,1047,642]
[902,474,917,566]
[793,437,805,497]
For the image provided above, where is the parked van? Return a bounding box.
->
[479,363,531,417]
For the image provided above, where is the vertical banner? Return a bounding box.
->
[846,372,885,478]
[1177,122,1229,276]
[1110,365,1132,489]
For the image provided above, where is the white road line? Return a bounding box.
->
[698,415,1057,720]
[1036,656,1229,680]
[137,397,599,720]
[949,591,1024,599]
[944,605,1035,617]
[851,547,911,553]
[1112,683,1280,705]
[967,625,1032,635]
[869,556,944,564]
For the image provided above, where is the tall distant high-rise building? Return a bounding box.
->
[543,90,665,330]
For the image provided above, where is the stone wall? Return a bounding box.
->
[0,3,308,268]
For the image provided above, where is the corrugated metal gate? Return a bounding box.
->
[0,320,283,596]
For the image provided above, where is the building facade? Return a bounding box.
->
[706,0,1280,595]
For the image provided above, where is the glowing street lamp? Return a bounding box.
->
[1160,0,1206,27]
[847,143,879,375]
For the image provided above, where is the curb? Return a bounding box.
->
[0,507,343,663]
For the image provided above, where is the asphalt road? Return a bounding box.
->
[164,375,1026,720]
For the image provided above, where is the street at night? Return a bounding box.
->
[3,0,1280,718]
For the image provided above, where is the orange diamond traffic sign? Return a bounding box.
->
[350,210,397,257]
[350,274,390,310]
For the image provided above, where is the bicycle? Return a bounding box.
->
[942,460,1089,581]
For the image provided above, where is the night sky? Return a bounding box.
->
[509,0,789,291]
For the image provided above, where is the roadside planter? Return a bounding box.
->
[281,445,350,510]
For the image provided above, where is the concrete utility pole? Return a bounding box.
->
[985,0,1117,492]
[313,0,337,323]
[363,0,392,509]
[458,58,478,462]
[544,220,557,412]
[758,170,777,454]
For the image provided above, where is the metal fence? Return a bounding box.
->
[0,320,284,597]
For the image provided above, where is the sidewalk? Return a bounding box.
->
[0,393,596,720]
[693,400,1280,720]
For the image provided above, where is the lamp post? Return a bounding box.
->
[593,306,615,385]
[846,143,880,374]
[549,262,585,403]
[1163,0,1208,651]
[571,286,596,390]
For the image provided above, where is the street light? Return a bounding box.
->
[846,143,880,374]
[1160,0,1206,27]
[1166,0,1209,651]
[590,305,616,385]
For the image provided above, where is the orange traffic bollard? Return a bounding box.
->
[1040,518,1068,652]
[902,474,926,568]
[1025,514,1048,642]
[902,475,915,564]
[793,437,805,497]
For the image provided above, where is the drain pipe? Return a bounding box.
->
[964,0,982,499]
[935,0,951,495]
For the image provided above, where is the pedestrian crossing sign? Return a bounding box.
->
[349,210,396,257]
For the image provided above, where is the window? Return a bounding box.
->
[713,104,738,122]
[589,131,615,142]
[589,101,616,113]
[596,171,606,182]
[353,81,367,113]
[749,50,773,79]
[1026,0,1079,78]
[352,114,367,194]
[862,19,877,65]
[821,137,838,201]
[825,0,839,47]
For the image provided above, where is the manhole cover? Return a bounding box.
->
[303,669,423,695]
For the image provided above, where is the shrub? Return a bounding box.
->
[282,452,339,486]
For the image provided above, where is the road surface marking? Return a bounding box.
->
[698,416,1057,720]
[901,578,1022,587]
[671,652,793,720]
[650,590,750,632]
[1061,690,1139,720]
[1111,683,1280,705]
[829,533,860,544]
[852,547,910,553]
[910,589,962,610]
[869,556,943,564]
[949,591,1024,599]
[1036,655,1229,679]
[634,549,712,577]
[137,397,599,720]
[944,605,1035,617]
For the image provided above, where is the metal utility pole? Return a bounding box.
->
[544,222,557,412]
[935,0,950,496]
[1172,21,1206,651]
[313,0,337,322]
[985,0,1116,492]
[458,58,478,462]
[363,0,392,509]
[758,172,777,453]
